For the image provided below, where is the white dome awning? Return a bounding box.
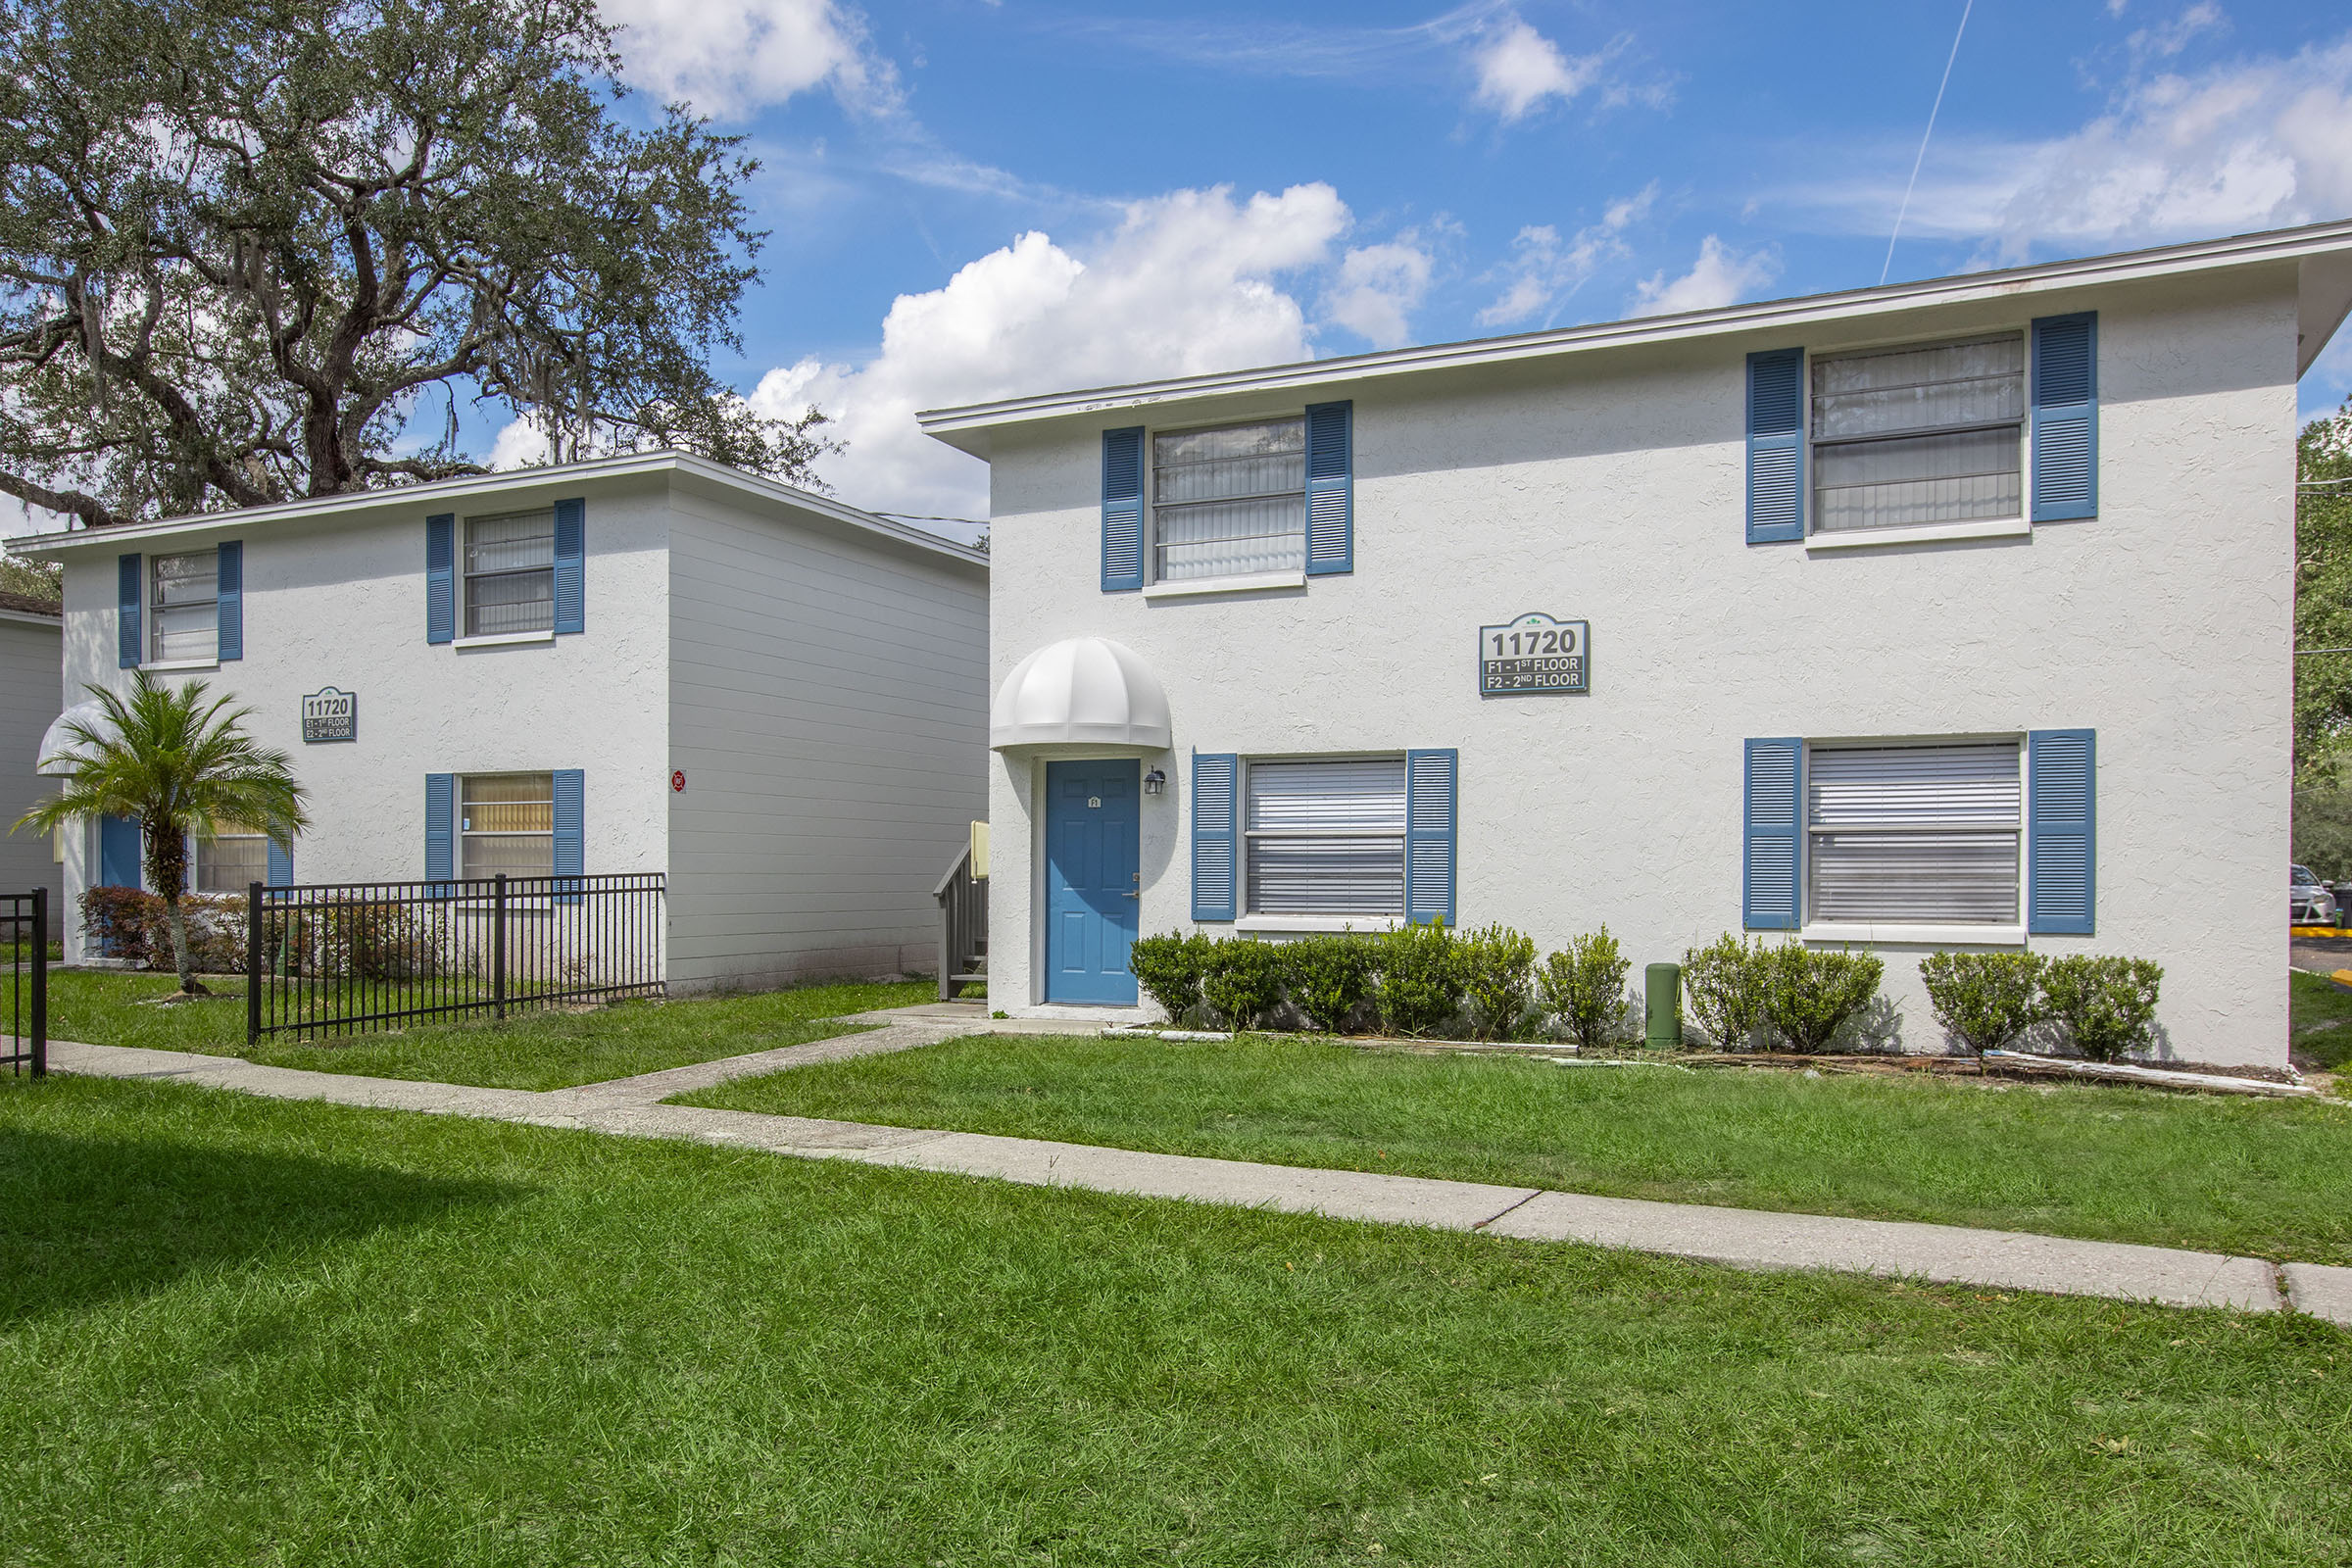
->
[36,699,108,776]
[991,636,1171,753]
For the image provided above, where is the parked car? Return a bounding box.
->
[2292,864,2338,924]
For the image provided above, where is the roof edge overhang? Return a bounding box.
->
[3,450,990,570]
[918,218,2352,457]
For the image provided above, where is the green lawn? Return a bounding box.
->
[43,966,930,1091]
[2,1074,2346,1565]
[2290,969,2352,1071]
[680,1031,2352,1265]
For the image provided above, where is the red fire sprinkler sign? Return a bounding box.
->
[670,769,686,794]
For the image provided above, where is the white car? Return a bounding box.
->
[2292,864,2338,924]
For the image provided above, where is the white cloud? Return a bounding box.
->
[598,0,898,120]
[1791,32,2352,263]
[755,184,1351,519]
[1470,17,1600,121]
[1628,236,1781,316]
[1475,184,1655,326]
[485,417,552,470]
[1323,238,1436,347]
[2126,2,2226,69]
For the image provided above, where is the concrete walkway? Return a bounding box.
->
[39,1018,2352,1326]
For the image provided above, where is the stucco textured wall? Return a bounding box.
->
[984,267,2300,1064]
[53,472,671,962]
[665,483,989,992]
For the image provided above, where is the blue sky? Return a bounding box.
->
[582,0,2350,526]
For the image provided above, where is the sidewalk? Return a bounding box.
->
[41,1020,2352,1325]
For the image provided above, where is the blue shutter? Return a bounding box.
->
[266,837,293,889]
[1191,753,1237,921]
[2028,729,2095,934]
[1404,749,1457,927]
[1102,427,1145,592]
[553,768,584,893]
[553,498,585,634]
[118,553,141,667]
[1745,349,1804,544]
[425,514,456,644]
[215,540,243,662]
[2032,314,2097,522]
[424,772,455,889]
[1743,738,1802,930]
[1304,400,1353,575]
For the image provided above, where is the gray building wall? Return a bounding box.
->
[978,263,2302,1066]
[0,605,63,931]
[665,474,989,992]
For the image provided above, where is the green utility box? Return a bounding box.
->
[1644,962,1681,1052]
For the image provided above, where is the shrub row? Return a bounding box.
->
[1918,951,2164,1061]
[78,887,458,981]
[77,887,246,973]
[1681,935,1885,1054]
[1128,922,1630,1043]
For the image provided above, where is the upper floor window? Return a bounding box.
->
[461,773,554,877]
[1811,334,2023,534]
[1245,757,1406,916]
[195,825,268,894]
[1806,742,2021,925]
[1152,418,1305,582]
[464,509,555,636]
[150,550,218,662]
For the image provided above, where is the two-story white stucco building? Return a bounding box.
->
[922,220,2352,1067]
[11,452,989,990]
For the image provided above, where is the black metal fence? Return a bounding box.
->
[246,874,664,1042]
[4,889,47,1078]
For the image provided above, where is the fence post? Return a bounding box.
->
[29,886,46,1079]
[246,882,263,1045]
[493,873,508,1021]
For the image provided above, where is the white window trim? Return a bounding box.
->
[452,628,557,649]
[149,548,220,665]
[1147,416,1311,589]
[1804,516,2030,553]
[1805,330,2031,541]
[1142,569,1306,600]
[1240,753,1409,924]
[138,657,220,672]
[1799,921,2027,948]
[1800,734,2028,935]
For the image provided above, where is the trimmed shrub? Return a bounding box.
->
[1759,944,1884,1054]
[1376,919,1465,1037]
[1457,922,1538,1040]
[1682,932,1768,1051]
[79,885,161,966]
[1200,936,1285,1031]
[77,887,246,972]
[1285,933,1379,1034]
[2039,955,2164,1062]
[1129,931,1215,1024]
[1918,951,2045,1055]
[1539,925,1633,1053]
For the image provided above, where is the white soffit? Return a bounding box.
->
[991,636,1172,752]
[37,699,106,775]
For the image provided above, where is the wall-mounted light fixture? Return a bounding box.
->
[1144,767,1166,796]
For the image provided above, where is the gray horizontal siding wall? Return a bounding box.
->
[666,486,988,992]
[0,614,63,931]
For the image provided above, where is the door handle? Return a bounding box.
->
[1120,891,1141,899]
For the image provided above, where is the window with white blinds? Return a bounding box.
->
[1245,758,1405,915]
[1806,743,2021,924]
[1811,334,2024,533]
[1152,418,1306,582]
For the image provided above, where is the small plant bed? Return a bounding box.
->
[3,1077,2350,1564]
[677,1030,2352,1264]
[41,967,931,1091]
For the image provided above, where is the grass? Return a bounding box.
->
[680,1031,2352,1265]
[2,1073,2348,1565]
[2290,968,2352,1071]
[42,965,931,1091]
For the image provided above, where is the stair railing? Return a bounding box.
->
[933,842,988,1001]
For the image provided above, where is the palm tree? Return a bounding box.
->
[14,673,307,998]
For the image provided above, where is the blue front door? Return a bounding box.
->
[1045,760,1140,1004]
[98,815,141,889]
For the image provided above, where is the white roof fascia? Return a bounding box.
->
[3,450,988,571]
[917,219,2352,452]
[0,606,62,629]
